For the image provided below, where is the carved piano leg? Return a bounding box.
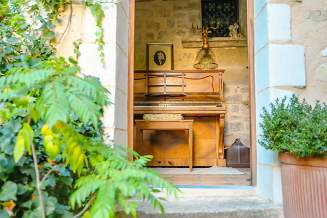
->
[188,127,193,172]
[218,114,226,166]
[215,115,220,166]
[135,126,142,153]
[216,115,226,166]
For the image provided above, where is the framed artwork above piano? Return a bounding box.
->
[133,69,227,167]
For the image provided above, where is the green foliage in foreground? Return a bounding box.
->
[0,118,75,218]
[0,0,178,217]
[260,95,327,158]
[0,57,177,217]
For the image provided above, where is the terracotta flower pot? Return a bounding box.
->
[279,153,327,218]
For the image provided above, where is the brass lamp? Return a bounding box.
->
[193,26,218,70]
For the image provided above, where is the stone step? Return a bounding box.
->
[120,188,284,218]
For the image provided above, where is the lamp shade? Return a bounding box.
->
[193,47,218,69]
[193,26,218,70]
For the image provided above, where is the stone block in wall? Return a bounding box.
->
[229,122,244,132]
[145,33,155,40]
[116,3,129,55]
[119,0,129,16]
[255,3,291,49]
[158,31,169,40]
[146,21,161,31]
[315,63,327,82]
[167,18,175,28]
[306,10,327,22]
[114,90,128,130]
[269,44,306,88]
[240,86,249,93]
[225,94,242,103]
[231,105,240,113]
[114,129,128,148]
[103,105,115,140]
[255,0,267,17]
[116,46,128,94]
[256,44,306,92]
[267,4,291,41]
[255,45,269,92]
[158,8,171,17]
[255,2,268,52]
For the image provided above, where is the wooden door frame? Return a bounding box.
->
[127,0,257,185]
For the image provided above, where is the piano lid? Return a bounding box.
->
[134,101,223,107]
[134,93,222,102]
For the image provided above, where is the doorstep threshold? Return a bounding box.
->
[130,187,283,218]
[164,186,257,200]
[176,185,254,189]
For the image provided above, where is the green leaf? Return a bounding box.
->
[45,196,57,215]
[0,181,17,201]
[22,123,34,155]
[66,91,100,128]
[40,81,69,127]
[30,109,39,123]
[14,130,25,162]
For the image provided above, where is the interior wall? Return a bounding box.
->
[135,0,250,147]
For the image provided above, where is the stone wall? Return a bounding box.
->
[254,0,327,204]
[289,0,327,103]
[135,0,250,147]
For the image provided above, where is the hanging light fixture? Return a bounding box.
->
[193,26,218,70]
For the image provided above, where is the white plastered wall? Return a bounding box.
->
[56,0,130,148]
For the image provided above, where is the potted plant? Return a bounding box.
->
[260,95,327,218]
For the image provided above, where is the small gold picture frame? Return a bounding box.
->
[146,43,174,71]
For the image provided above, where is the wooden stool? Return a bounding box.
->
[135,120,194,171]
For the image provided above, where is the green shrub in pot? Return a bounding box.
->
[260,95,327,158]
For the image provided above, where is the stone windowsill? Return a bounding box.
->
[182,37,248,48]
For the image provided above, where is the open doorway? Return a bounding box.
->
[128,0,255,186]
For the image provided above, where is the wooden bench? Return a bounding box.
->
[135,120,194,171]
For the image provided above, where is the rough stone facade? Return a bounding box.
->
[135,0,250,147]
[289,0,327,103]
[255,0,327,204]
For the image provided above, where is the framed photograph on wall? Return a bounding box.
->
[146,43,174,71]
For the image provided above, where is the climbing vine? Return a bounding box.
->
[85,1,106,64]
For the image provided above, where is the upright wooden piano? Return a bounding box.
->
[134,70,226,167]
